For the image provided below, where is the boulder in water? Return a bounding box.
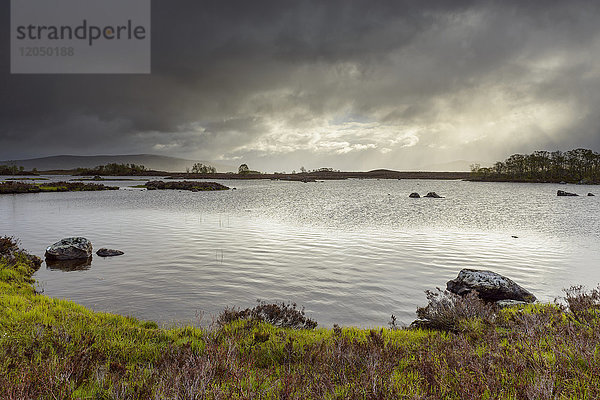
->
[424,192,444,198]
[45,237,93,260]
[96,248,124,257]
[409,192,420,198]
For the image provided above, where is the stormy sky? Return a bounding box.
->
[2,0,600,171]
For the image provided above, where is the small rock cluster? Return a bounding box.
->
[45,237,124,269]
[558,190,596,197]
[409,192,444,198]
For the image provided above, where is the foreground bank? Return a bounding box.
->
[1,238,599,399]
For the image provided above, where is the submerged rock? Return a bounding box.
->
[446,269,536,303]
[557,190,578,197]
[45,237,93,260]
[588,193,595,197]
[96,248,124,257]
[424,192,444,198]
[409,192,420,198]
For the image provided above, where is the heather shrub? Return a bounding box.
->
[562,285,600,324]
[414,288,497,332]
[217,301,317,329]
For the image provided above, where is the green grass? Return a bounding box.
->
[1,236,600,399]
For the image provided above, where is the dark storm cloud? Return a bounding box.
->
[1,0,599,170]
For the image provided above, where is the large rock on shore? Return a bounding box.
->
[446,269,536,303]
[45,237,93,260]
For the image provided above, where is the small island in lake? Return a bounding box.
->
[0,181,119,194]
[144,180,229,191]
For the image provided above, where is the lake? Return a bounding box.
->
[1,176,599,327]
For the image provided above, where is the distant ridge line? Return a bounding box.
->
[0,154,235,173]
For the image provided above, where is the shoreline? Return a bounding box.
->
[467,177,600,184]
[6,169,472,180]
[6,170,600,185]
[2,237,600,397]
[168,170,472,181]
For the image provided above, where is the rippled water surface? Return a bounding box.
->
[1,176,599,327]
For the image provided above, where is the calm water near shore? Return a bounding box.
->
[1,176,599,327]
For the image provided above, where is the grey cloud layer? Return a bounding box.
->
[1,0,599,170]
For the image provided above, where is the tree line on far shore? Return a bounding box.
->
[0,165,29,175]
[471,148,600,183]
[76,163,147,175]
[186,163,217,174]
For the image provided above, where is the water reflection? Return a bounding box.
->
[46,257,92,271]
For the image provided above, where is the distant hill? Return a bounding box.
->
[0,154,235,173]
[421,160,491,172]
